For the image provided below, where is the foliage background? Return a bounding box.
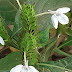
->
[0,0,72,72]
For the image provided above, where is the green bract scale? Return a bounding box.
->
[20,3,38,65]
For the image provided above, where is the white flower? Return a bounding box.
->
[21,66,39,72]
[10,60,39,72]
[48,7,70,29]
[10,64,23,72]
[65,71,68,72]
[0,36,5,45]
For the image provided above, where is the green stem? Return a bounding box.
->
[35,12,51,17]
[37,63,72,72]
[54,48,71,57]
[16,0,22,10]
[24,52,27,66]
[58,40,72,49]
[45,40,56,53]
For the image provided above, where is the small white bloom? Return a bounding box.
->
[10,64,23,72]
[65,71,68,72]
[21,66,39,72]
[0,36,5,45]
[48,7,70,29]
[10,60,39,72]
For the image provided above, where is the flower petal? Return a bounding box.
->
[0,36,5,45]
[51,15,58,29]
[65,71,68,72]
[29,66,39,72]
[56,7,70,13]
[10,65,23,72]
[21,66,28,72]
[56,13,69,25]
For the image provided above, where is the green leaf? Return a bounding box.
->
[0,0,18,23]
[58,36,72,49]
[38,27,49,48]
[66,29,72,36]
[1,18,12,37]
[0,51,22,72]
[12,9,22,38]
[0,18,8,39]
[0,0,24,26]
[54,48,71,57]
[10,9,22,49]
[38,56,72,72]
[1,12,20,49]
[62,36,72,46]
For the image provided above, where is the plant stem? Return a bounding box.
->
[58,40,72,49]
[35,12,51,17]
[37,63,72,72]
[24,51,27,66]
[54,48,71,57]
[16,0,22,10]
